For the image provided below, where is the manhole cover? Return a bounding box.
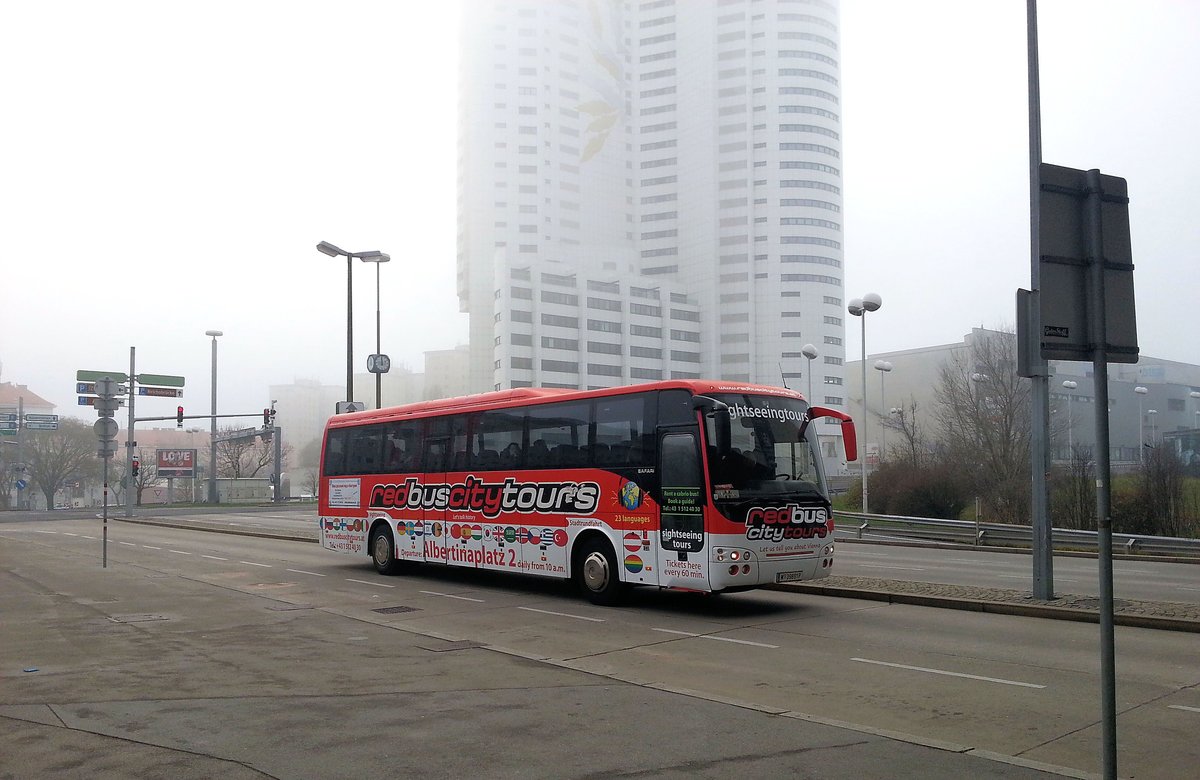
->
[372,606,420,614]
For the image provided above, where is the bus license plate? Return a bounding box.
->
[776,571,804,583]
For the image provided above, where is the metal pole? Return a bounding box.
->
[879,369,887,459]
[375,261,382,409]
[861,314,869,513]
[209,335,218,504]
[102,456,109,568]
[125,347,135,518]
[347,254,354,403]
[1067,394,1073,453]
[1026,0,1054,600]
[15,396,23,510]
[1085,168,1117,780]
[806,357,813,401]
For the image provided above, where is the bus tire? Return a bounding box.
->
[370,522,403,576]
[575,536,626,606]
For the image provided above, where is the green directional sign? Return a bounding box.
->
[77,370,129,383]
[136,373,185,387]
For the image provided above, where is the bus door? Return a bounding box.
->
[443,415,483,569]
[420,419,452,567]
[656,429,710,589]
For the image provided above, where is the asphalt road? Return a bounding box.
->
[3,516,1198,778]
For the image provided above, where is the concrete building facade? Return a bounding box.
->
[457,0,847,426]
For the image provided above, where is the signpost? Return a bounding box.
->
[91,375,122,568]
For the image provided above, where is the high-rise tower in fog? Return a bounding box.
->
[457,0,846,417]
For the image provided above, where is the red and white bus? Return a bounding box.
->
[318,380,856,604]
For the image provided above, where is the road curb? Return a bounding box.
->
[767,582,1200,633]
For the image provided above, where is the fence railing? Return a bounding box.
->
[834,511,1200,558]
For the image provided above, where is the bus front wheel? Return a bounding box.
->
[370,523,403,576]
[575,536,626,606]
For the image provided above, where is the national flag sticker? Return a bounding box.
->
[624,532,641,553]
[624,554,644,573]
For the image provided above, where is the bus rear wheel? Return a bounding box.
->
[370,523,403,576]
[575,536,626,606]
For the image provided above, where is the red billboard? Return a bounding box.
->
[156,448,197,478]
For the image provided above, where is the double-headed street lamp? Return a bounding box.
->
[316,241,391,406]
[874,360,893,459]
[802,343,819,401]
[848,292,882,512]
[1062,379,1078,454]
[1134,385,1148,462]
[205,329,222,504]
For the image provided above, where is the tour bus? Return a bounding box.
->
[318,380,857,604]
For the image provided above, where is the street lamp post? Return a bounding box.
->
[848,293,882,512]
[316,241,390,406]
[1147,409,1158,446]
[205,329,222,504]
[874,360,893,460]
[1134,385,1148,462]
[1062,379,1078,454]
[1190,391,1200,429]
[802,343,818,401]
[360,252,391,409]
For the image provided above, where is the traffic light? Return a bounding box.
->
[131,456,140,478]
[263,408,271,426]
[177,406,184,428]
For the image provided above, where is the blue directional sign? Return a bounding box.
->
[16,479,27,490]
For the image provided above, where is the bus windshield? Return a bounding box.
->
[705,393,825,499]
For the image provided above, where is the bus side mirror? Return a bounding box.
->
[808,406,858,462]
[693,396,731,458]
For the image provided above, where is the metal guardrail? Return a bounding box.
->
[834,510,1200,558]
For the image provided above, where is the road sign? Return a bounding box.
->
[77,370,129,383]
[16,479,27,490]
[93,397,121,416]
[94,418,119,439]
[24,422,59,431]
[0,421,16,430]
[138,387,183,398]
[97,439,118,458]
[79,397,125,407]
[0,413,16,422]
[136,373,185,387]
[24,414,58,423]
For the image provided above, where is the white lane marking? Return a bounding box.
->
[946,558,1011,566]
[239,561,271,568]
[652,628,779,649]
[859,564,927,572]
[168,550,192,555]
[81,535,96,540]
[346,578,394,588]
[286,568,325,577]
[202,555,228,561]
[421,590,484,602]
[851,657,1045,689]
[142,545,161,550]
[119,541,137,546]
[837,550,889,557]
[62,533,78,537]
[518,606,604,623]
[1178,586,1200,593]
[33,530,57,534]
[1169,705,1200,713]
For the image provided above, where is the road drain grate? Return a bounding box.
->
[108,614,170,624]
[372,606,420,614]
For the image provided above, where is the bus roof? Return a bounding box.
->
[324,379,805,429]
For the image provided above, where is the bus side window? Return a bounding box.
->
[323,429,348,477]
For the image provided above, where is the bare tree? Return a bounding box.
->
[1051,446,1097,530]
[880,397,930,465]
[211,428,273,479]
[933,330,1032,524]
[25,419,97,510]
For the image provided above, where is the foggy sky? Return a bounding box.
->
[2,0,1197,422]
